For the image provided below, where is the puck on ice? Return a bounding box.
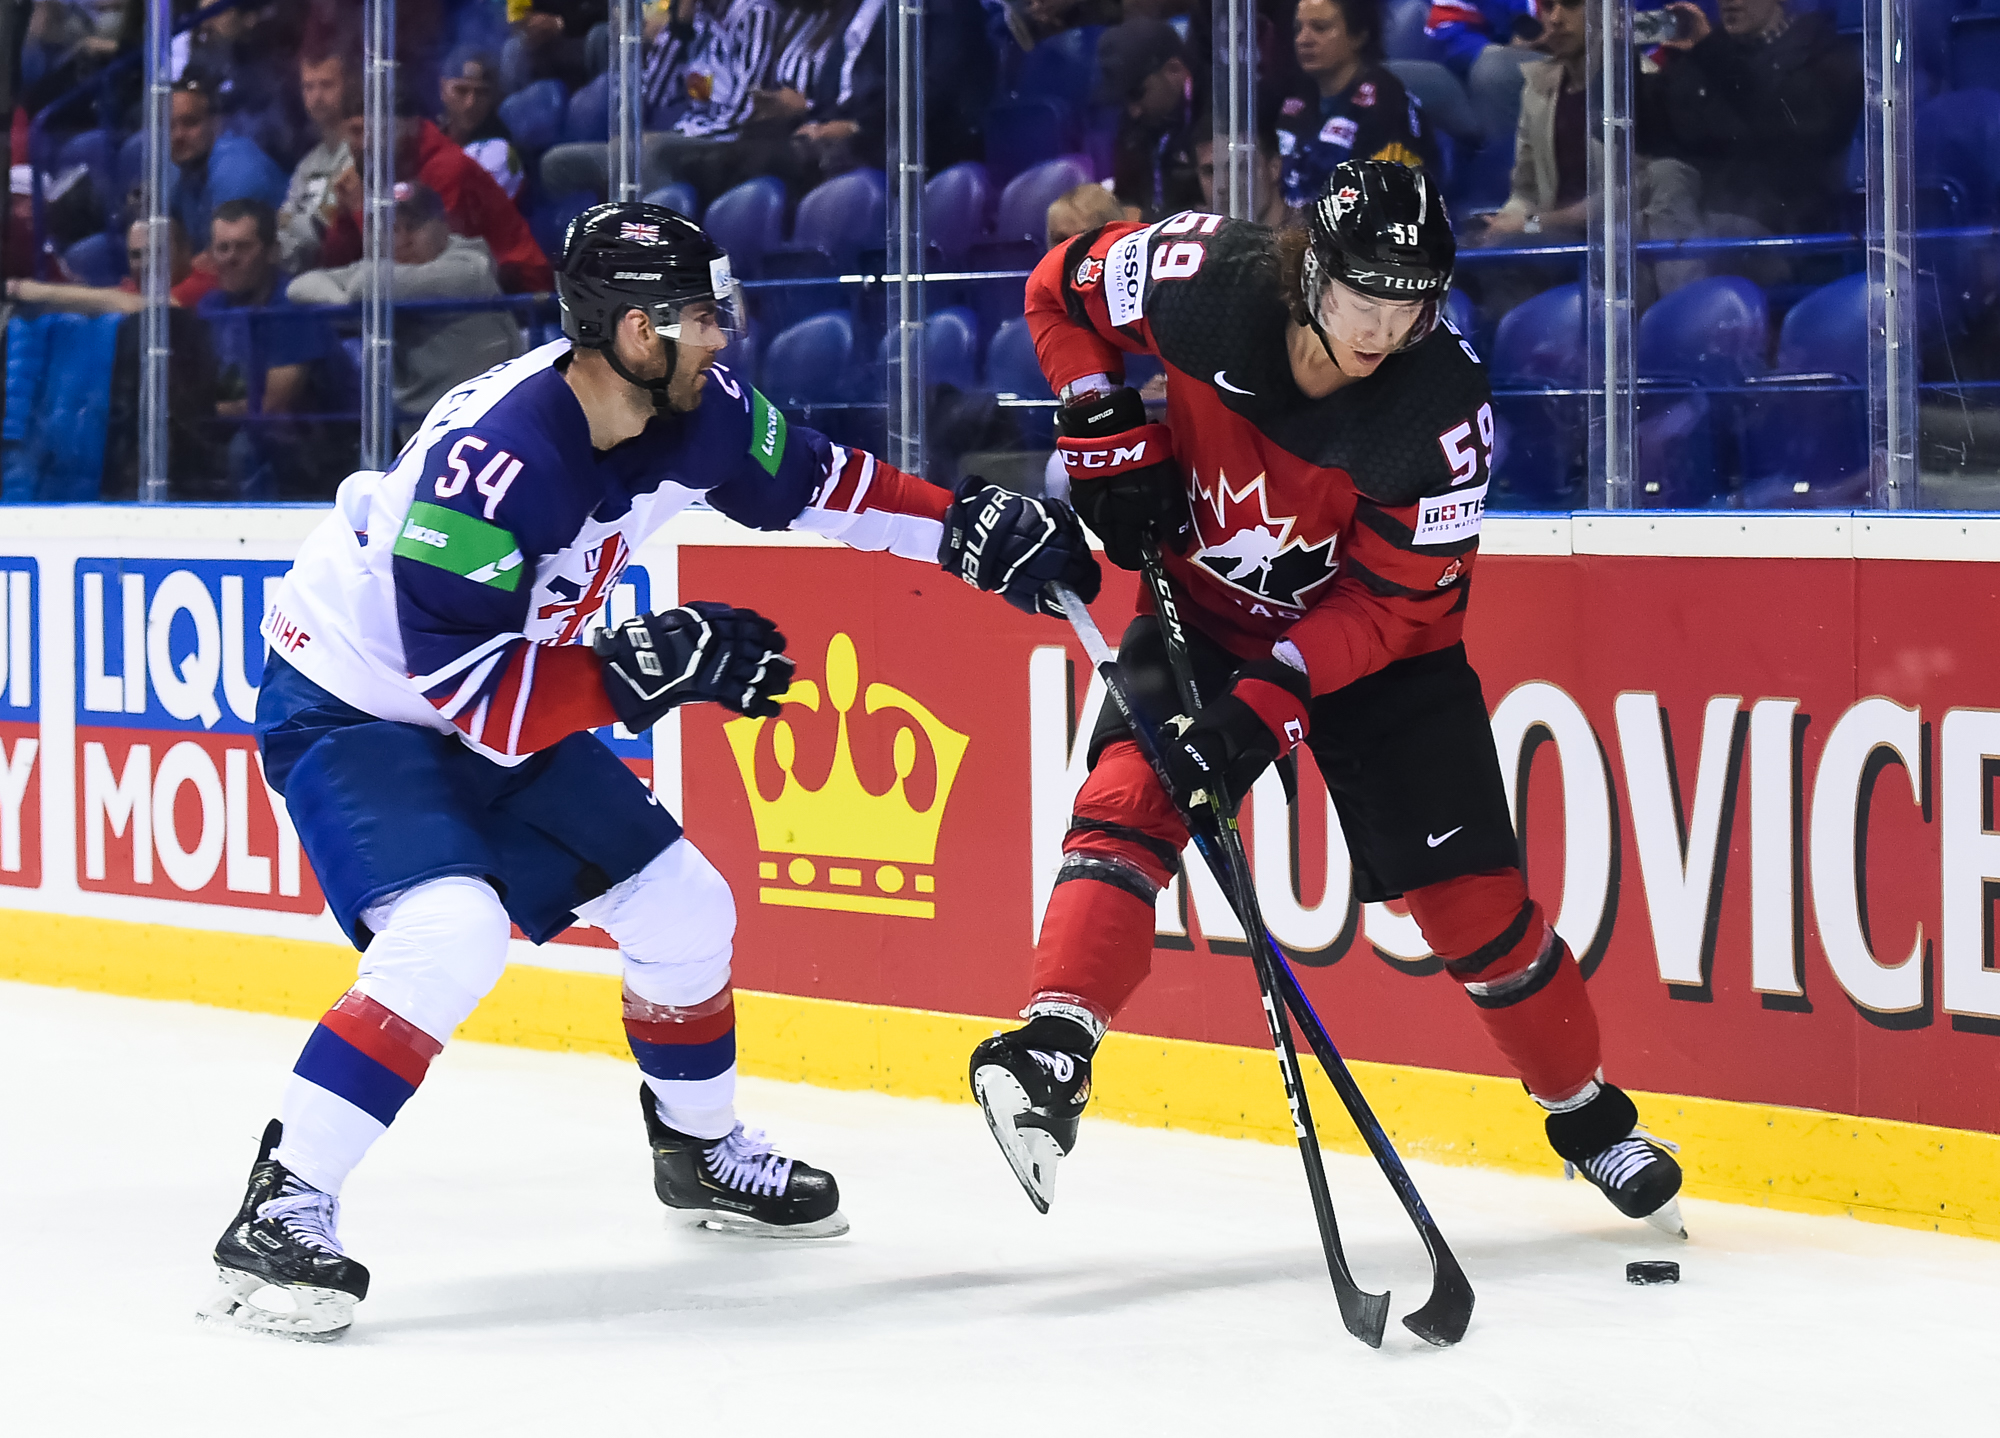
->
[1626,1261,1680,1285]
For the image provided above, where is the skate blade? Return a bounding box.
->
[674,1208,850,1240]
[972,1063,1060,1215]
[196,1267,355,1342]
[1643,1197,1689,1240]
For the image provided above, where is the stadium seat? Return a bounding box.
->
[985,98,1074,188]
[993,157,1095,247]
[116,130,145,202]
[925,163,995,263]
[528,190,596,266]
[702,176,788,280]
[1383,0,1433,61]
[61,232,124,287]
[1919,88,2000,222]
[762,311,857,406]
[643,181,698,218]
[986,315,1056,446]
[1489,283,1586,507]
[1386,60,1483,144]
[1738,273,1869,507]
[498,79,569,155]
[563,73,611,145]
[790,169,887,271]
[1637,276,1768,387]
[54,128,115,203]
[877,305,982,392]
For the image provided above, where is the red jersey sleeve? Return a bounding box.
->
[1024,221,1163,395]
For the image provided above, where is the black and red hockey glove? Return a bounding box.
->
[1159,656,1313,817]
[939,481,1102,617]
[1055,386,1190,571]
[593,601,794,729]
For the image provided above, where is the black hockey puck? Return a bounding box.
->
[1626,1261,1680,1285]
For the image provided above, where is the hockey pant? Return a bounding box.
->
[1030,740,1602,1105]
[274,838,741,1195]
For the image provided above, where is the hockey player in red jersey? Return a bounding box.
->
[969,160,1687,1237]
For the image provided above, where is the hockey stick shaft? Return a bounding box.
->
[1050,582,1390,1349]
[1127,546,1474,1349]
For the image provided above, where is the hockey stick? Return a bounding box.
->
[1048,579,1389,1349]
[1128,542,1474,1349]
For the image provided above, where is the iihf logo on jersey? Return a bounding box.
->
[723,633,968,920]
[1188,468,1338,613]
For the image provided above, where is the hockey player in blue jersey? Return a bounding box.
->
[201,201,1100,1340]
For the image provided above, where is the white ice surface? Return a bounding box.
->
[2,980,1993,1437]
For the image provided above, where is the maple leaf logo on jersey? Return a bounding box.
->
[1075,255,1105,288]
[1188,468,1338,610]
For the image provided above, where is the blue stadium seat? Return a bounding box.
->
[498,79,569,155]
[1489,283,1586,507]
[563,73,611,145]
[877,305,982,391]
[643,181,698,218]
[925,163,995,263]
[985,99,1074,188]
[116,130,145,201]
[994,157,1095,247]
[762,311,857,407]
[1637,276,1768,385]
[703,176,788,280]
[790,169,886,271]
[528,190,596,265]
[1920,88,2000,221]
[1738,273,1869,507]
[61,232,124,287]
[55,128,115,201]
[986,315,1056,445]
[1383,0,1433,61]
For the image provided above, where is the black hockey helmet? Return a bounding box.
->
[1302,160,1455,355]
[556,200,744,386]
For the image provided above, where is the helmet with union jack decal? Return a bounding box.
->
[1302,160,1455,356]
[556,200,745,383]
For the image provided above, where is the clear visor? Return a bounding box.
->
[1314,275,1427,355]
[654,284,745,352]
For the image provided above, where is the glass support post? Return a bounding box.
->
[1213,0,1255,219]
[1586,0,1636,509]
[613,0,643,201]
[138,0,172,502]
[362,0,397,470]
[885,0,925,473]
[1865,0,1915,507]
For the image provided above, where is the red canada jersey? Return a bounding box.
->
[1026,213,1494,698]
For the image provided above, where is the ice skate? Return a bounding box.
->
[198,1120,369,1342]
[639,1085,848,1238]
[970,1014,1096,1214]
[1546,1083,1687,1238]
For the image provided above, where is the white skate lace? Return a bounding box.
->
[258,1177,346,1255]
[705,1124,795,1197]
[1565,1128,1681,1187]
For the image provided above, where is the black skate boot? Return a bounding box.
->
[639,1085,848,1238]
[970,1013,1096,1214]
[198,1120,369,1341]
[1545,1083,1687,1239]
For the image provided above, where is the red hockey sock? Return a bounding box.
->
[1407,871,1603,1103]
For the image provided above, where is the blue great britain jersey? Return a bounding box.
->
[266,339,948,766]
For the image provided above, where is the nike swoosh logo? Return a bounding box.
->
[1213,370,1254,395]
[1426,827,1463,848]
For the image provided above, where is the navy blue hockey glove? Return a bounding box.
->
[1054,386,1190,571]
[938,482,1102,617]
[593,601,795,729]
[1158,658,1313,818]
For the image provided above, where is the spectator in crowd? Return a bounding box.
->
[198,199,328,420]
[288,182,523,427]
[4,215,217,313]
[993,0,1122,53]
[1276,0,1436,211]
[1045,180,1126,248]
[1423,0,1545,151]
[179,2,312,169]
[1098,18,1205,219]
[322,88,554,293]
[1474,0,1698,300]
[19,0,126,126]
[1194,120,1294,229]
[277,50,354,273]
[641,0,707,129]
[168,78,289,255]
[439,46,524,200]
[515,0,611,93]
[1644,0,1863,238]
[196,197,337,498]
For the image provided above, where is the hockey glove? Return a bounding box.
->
[593,601,795,730]
[939,481,1102,617]
[1055,386,1190,571]
[1158,657,1313,818]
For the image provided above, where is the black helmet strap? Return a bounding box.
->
[593,303,680,410]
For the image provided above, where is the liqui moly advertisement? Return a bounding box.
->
[0,558,39,890]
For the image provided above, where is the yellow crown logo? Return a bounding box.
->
[723,632,968,920]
